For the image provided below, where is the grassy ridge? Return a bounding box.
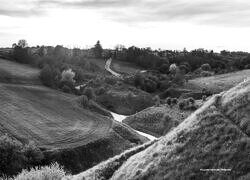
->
[111,79,250,180]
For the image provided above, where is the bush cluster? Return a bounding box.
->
[165,97,178,106]
[0,134,44,177]
[13,163,67,180]
[82,87,96,101]
[178,97,197,110]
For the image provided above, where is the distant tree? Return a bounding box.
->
[73,48,81,57]
[13,46,30,64]
[201,63,211,71]
[93,40,103,58]
[169,64,177,74]
[159,64,170,74]
[17,39,28,48]
[40,65,60,87]
[12,43,17,48]
[83,87,96,100]
[53,45,66,57]
[61,69,76,88]
[0,134,44,176]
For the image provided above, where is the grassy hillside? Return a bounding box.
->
[123,105,192,137]
[185,69,250,93]
[73,78,250,180]
[0,58,148,174]
[0,58,40,84]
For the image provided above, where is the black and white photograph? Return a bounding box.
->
[0,0,250,179]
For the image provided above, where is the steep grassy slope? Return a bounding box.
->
[123,105,192,137]
[72,79,250,180]
[185,69,250,93]
[0,58,148,174]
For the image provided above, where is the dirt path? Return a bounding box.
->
[105,58,122,77]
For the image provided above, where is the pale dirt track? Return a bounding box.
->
[0,58,112,149]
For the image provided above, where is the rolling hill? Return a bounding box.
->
[185,69,250,93]
[123,105,192,137]
[72,78,250,180]
[0,58,148,174]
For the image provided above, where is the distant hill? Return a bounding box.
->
[185,69,250,94]
[0,58,148,174]
[72,78,250,180]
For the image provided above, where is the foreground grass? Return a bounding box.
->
[0,163,68,180]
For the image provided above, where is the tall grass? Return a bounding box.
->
[14,163,68,180]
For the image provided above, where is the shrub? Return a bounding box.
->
[188,97,195,105]
[0,135,25,176]
[144,79,157,93]
[23,142,44,168]
[178,100,186,110]
[171,98,178,104]
[62,85,72,93]
[153,95,160,107]
[166,98,172,106]
[169,64,177,73]
[179,64,190,74]
[61,69,75,86]
[159,64,169,74]
[14,162,67,180]
[95,87,106,95]
[201,63,211,71]
[40,65,60,87]
[80,95,89,107]
[172,68,184,85]
[244,64,250,69]
[200,71,214,77]
[104,76,117,85]
[0,135,44,176]
[13,47,31,64]
[134,72,144,87]
[178,98,197,110]
[202,95,207,102]
[83,87,96,100]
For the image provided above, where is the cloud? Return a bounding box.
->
[0,0,45,17]
[1,0,250,27]
[103,0,250,27]
[0,8,45,17]
[37,0,136,9]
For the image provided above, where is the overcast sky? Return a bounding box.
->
[1,0,250,52]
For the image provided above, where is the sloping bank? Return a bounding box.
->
[110,112,157,141]
[71,78,250,180]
